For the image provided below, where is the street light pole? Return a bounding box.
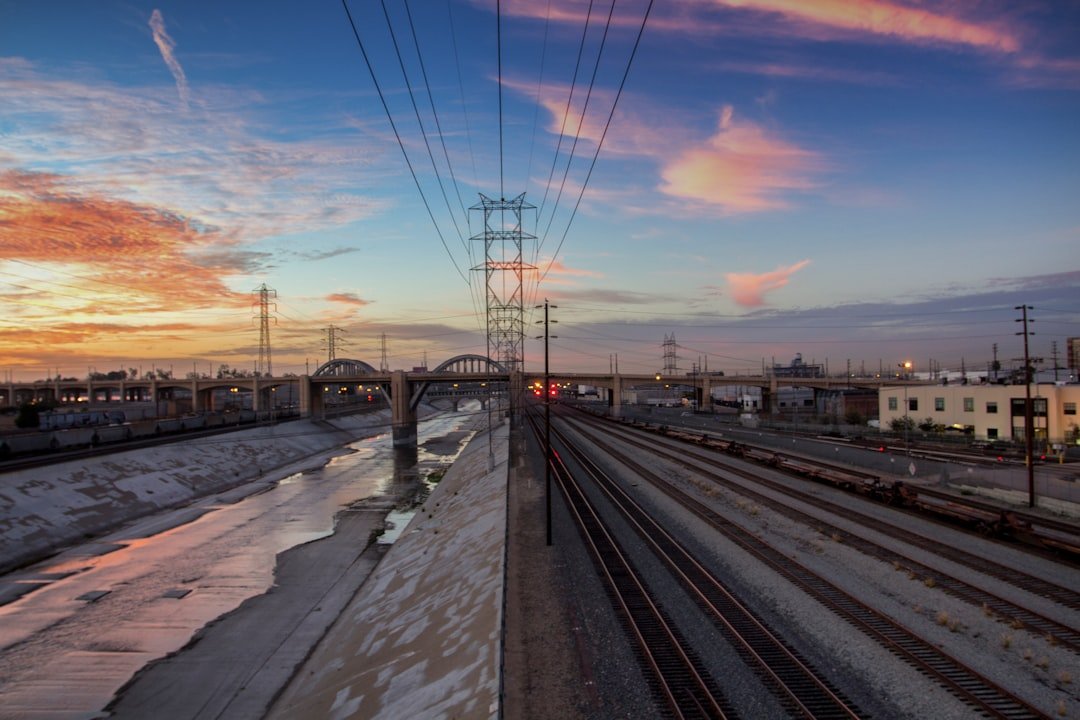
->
[898,361,912,454]
[536,300,557,546]
[1016,305,1035,507]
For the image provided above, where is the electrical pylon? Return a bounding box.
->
[323,325,346,363]
[470,193,536,373]
[379,332,389,372]
[662,332,679,374]
[253,283,277,376]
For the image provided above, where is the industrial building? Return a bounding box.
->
[878,381,1080,447]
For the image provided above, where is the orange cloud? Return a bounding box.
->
[716,0,1019,51]
[725,259,811,307]
[0,170,250,312]
[659,106,820,213]
[326,292,371,307]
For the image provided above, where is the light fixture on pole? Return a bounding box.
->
[535,300,557,546]
[898,361,912,454]
[1016,305,1036,507]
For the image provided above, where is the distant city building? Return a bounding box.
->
[771,353,823,379]
[1069,337,1080,372]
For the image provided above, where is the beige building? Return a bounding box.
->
[879,382,1080,446]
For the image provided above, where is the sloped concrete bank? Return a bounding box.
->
[0,409,417,574]
[267,418,509,720]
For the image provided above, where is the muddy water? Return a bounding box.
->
[0,409,479,720]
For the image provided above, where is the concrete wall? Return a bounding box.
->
[0,412,399,574]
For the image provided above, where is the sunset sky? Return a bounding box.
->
[1,0,1078,381]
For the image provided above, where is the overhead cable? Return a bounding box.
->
[340,0,469,284]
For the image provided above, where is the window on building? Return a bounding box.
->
[987,428,998,439]
[1066,402,1077,416]
[987,401,998,414]
[934,397,945,412]
[963,397,974,412]
[908,398,918,412]
[888,397,897,411]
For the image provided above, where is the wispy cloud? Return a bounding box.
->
[149,9,190,109]
[659,106,821,213]
[714,0,1020,52]
[0,170,251,311]
[326,292,372,307]
[725,259,812,307]
[0,58,384,244]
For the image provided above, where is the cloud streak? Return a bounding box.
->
[725,259,812,307]
[326,292,371,307]
[714,0,1020,53]
[149,9,190,109]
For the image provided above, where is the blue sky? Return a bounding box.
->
[1,0,1078,380]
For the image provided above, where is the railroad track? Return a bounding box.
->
[547,407,1052,719]
[565,410,1080,653]
[527,412,735,719]
[534,412,865,719]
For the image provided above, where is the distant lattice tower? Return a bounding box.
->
[323,325,347,363]
[380,332,389,372]
[470,193,536,373]
[253,283,277,376]
[662,332,679,374]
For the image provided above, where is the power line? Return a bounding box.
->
[540,0,655,283]
[534,0,598,237]
[340,0,469,285]
[404,0,470,235]
[445,0,480,191]
[537,0,618,255]
[379,0,468,253]
[497,0,504,200]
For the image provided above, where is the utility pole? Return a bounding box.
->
[1050,341,1061,382]
[1015,305,1035,508]
[253,284,277,377]
[536,300,557,546]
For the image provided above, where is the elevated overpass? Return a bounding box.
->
[3,360,928,446]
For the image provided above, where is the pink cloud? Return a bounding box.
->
[725,259,811,307]
[326,292,371,307]
[659,106,820,213]
[715,0,1019,52]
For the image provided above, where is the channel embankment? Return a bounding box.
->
[267,417,510,720]
[0,410,404,574]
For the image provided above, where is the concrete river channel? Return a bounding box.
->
[0,408,479,719]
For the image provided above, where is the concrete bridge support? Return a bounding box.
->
[609,375,623,418]
[390,370,417,447]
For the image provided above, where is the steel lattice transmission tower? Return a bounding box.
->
[662,332,679,374]
[253,283,277,376]
[470,193,536,373]
[323,325,346,363]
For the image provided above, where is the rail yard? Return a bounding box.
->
[517,401,1079,719]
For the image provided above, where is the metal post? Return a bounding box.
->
[544,300,552,546]
[1016,305,1035,507]
[536,299,557,546]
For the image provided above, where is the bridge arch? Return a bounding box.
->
[313,358,379,376]
[431,354,506,374]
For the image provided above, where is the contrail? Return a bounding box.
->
[149,9,189,108]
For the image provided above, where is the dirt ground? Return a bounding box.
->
[503,425,596,719]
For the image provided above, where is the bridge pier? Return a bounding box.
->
[390,371,417,446]
[608,374,623,418]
